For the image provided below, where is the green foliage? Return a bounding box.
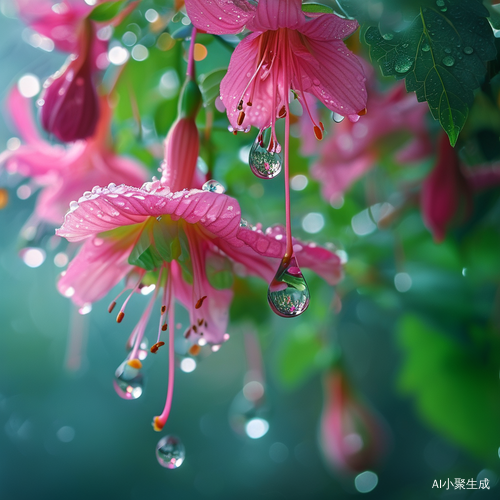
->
[199,68,227,107]
[302,2,334,14]
[89,0,127,22]
[397,315,500,462]
[364,0,496,146]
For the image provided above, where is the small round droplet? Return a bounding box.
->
[444,48,451,54]
[421,43,430,52]
[113,359,144,400]
[249,136,282,179]
[442,56,455,67]
[463,46,473,55]
[268,255,310,317]
[202,180,225,194]
[394,55,412,73]
[382,32,394,40]
[156,435,185,469]
[436,0,445,6]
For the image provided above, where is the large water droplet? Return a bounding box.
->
[394,55,412,73]
[156,435,185,469]
[249,136,282,179]
[268,255,310,317]
[332,112,345,123]
[463,46,473,55]
[442,56,455,67]
[202,180,225,194]
[113,359,144,400]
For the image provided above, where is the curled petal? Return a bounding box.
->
[185,0,256,34]
[56,184,242,244]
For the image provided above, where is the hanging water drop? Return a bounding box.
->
[332,112,345,123]
[268,255,310,317]
[156,435,185,469]
[249,135,282,179]
[202,180,225,194]
[113,359,144,400]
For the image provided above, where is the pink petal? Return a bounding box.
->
[300,12,358,41]
[220,32,274,131]
[56,183,242,244]
[236,224,343,285]
[58,235,135,306]
[7,87,45,146]
[184,0,256,35]
[247,0,304,31]
[293,36,367,119]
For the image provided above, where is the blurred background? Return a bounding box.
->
[1,1,500,499]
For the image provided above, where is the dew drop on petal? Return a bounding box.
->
[249,136,282,179]
[156,435,185,469]
[113,359,144,400]
[268,255,310,317]
[202,180,225,194]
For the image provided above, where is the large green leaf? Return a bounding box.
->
[365,0,496,146]
[397,314,500,462]
[199,68,227,107]
[89,0,127,22]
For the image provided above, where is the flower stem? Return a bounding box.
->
[187,27,197,80]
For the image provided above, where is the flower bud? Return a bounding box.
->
[319,367,387,475]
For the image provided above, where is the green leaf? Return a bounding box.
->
[275,329,324,389]
[199,68,227,107]
[365,0,496,146]
[89,0,126,22]
[397,315,500,462]
[206,253,234,290]
[128,227,164,271]
[302,2,334,14]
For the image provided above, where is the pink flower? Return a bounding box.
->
[55,179,342,428]
[0,87,147,231]
[421,133,473,242]
[312,81,432,203]
[185,0,367,142]
[319,366,387,475]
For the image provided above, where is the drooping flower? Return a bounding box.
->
[55,179,343,429]
[185,0,367,141]
[319,365,387,475]
[421,132,473,242]
[0,86,147,235]
[311,81,432,204]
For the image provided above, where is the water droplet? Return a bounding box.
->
[202,180,225,194]
[436,0,445,6]
[113,359,144,400]
[422,43,430,52]
[268,255,310,317]
[382,32,393,40]
[156,435,185,469]
[394,55,412,73]
[332,112,345,123]
[444,48,451,54]
[69,201,79,211]
[239,218,249,228]
[463,46,473,55]
[249,136,282,179]
[442,56,455,66]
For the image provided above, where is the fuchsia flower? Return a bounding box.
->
[421,133,473,242]
[16,0,110,142]
[312,81,432,203]
[0,87,147,231]
[185,0,367,144]
[319,366,387,475]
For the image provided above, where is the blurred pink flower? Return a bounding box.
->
[185,0,367,146]
[319,366,387,475]
[421,133,473,242]
[0,87,147,231]
[312,82,432,203]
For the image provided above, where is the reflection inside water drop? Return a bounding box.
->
[249,132,282,179]
[156,435,185,469]
[268,255,310,317]
[113,359,144,400]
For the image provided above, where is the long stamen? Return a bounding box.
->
[283,31,293,259]
[156,265,170,344]
[116,271,145,323]
[153,277,175,432]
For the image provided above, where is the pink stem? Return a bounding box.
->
[187,27,197,79]
[283,32,293,259]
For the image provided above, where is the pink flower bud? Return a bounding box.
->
[39,21,99,143]
[319,368,387,475]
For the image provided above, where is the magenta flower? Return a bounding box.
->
[55,179,342,429]
[319,366,387,475]
[421,132,473,242]
[0,87,147,231]
[186,0,366,137]
[312,81,432,203]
